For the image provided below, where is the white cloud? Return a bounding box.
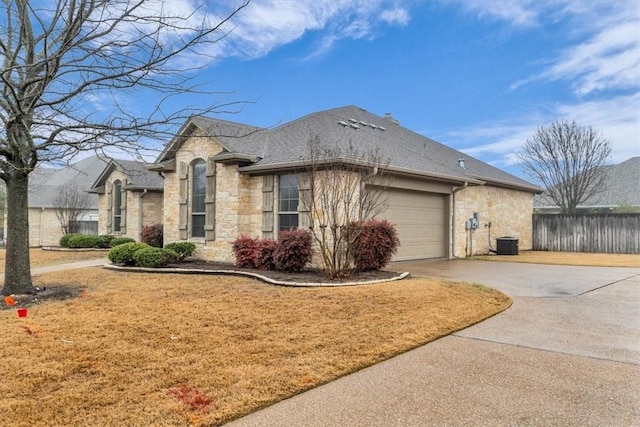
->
[225,0,413,59]
[444,93,640,168]
[447,0,539,27]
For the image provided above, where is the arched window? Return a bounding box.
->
[113,180,122,232]
[191,159,206,237]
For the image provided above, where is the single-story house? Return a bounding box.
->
[89,159,164,241]
[152,105,541,262]
[535,157,640,213]
[18,156,110,247]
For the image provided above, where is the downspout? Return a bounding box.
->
[138,189,148,241]
[451,182,468,259]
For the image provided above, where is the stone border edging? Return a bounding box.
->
[42,247,110,252]
[103,263,411,287]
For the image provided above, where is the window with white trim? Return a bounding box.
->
[278,174,299,231]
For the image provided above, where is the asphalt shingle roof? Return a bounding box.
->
[535,156,640,208]
[29,156,110,208]
[161,105,540,192]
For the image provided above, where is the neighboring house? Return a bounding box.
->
[25,156,110,246]
[152,105,541,262]
[89,159,164,241]
[535,157,640,213]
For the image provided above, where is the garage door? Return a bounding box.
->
[379,188,447,261]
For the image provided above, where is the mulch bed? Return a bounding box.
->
[165,259,402,284]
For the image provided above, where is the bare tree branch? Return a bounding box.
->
[54,183,92,235]
[517,120,612,214]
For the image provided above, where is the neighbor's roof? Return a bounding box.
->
[535,156,640,208]
[156,105,541,193]
[89,159,164,193]
[29,156,110,209]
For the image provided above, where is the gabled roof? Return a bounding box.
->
[156,105,541,193]
[29,156,110,208]
[535,156,640,208]
[89,159,164,193]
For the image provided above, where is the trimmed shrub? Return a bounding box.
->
[133,247,179,268]
[255,239,278,270]
[110,237,136,247]
[232,235,259,268]
[274,229,313,273]
[350,219,399,271]
[67,234,102,249]
[141,224,163,248]
[108,242,149,266]
[164,242,196,262]
[96,235,115,249]
[60,233,82,248]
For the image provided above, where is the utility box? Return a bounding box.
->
[496,237,519,255]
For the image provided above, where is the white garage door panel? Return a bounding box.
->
[381,188,447,261]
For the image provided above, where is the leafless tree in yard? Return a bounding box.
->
[518,120,612,214]
[54,184,92,235]
[299,136,389,279]
[0,0,250,295]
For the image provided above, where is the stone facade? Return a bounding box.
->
[29,208,98,247]
[452,185,533,257]
[162,131,262,262]
[97,168,164,241]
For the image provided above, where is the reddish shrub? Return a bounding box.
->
[141,223,163,248]
[274,229,313,272]
[232,235,259,268]
[351,219,399,271]
[255,239,278,270]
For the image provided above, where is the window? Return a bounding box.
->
[278,174,299,231]
[113,180,122,232]
[191,159,206,238]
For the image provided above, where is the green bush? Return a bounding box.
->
[60,233,82,248]
[96,235,115,249]
[110,237,136,247]
[108,242,149,266]
[164,242,196,262]
[133,247,178,268]
[67,234,102,248]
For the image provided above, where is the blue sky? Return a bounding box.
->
[121,1,640,179]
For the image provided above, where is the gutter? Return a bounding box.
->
[138,189,148,241]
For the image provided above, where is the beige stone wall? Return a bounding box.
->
[452,185,533,257]
[97,169,164,241]
[28,208,62,247]
[163,131,262,262]
[28,208,98,247]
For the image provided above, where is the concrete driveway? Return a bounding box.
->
[227,260,640,426]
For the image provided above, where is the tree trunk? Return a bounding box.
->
[2,171,35,295]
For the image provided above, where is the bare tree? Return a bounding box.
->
[54,184,92,235]
[0,0,250,295]
[299,137,389,279]
[518,120,612,214]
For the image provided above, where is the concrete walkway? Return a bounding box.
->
[30,258,108,276]
[227,260,640,426]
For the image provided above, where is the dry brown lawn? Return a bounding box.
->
[473,250,640,268]
[0,268,510,426]
[0,248,107,272]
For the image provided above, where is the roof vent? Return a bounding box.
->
[349,123,360,130]
[458,158,466,168]
[338,120,349,127]
[379,126,386,131]
[348,118,358,123]
[359,121,368,126]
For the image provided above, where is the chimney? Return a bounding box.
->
[383,112,399,125]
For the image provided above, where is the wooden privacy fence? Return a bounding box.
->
[532,214,640,254]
